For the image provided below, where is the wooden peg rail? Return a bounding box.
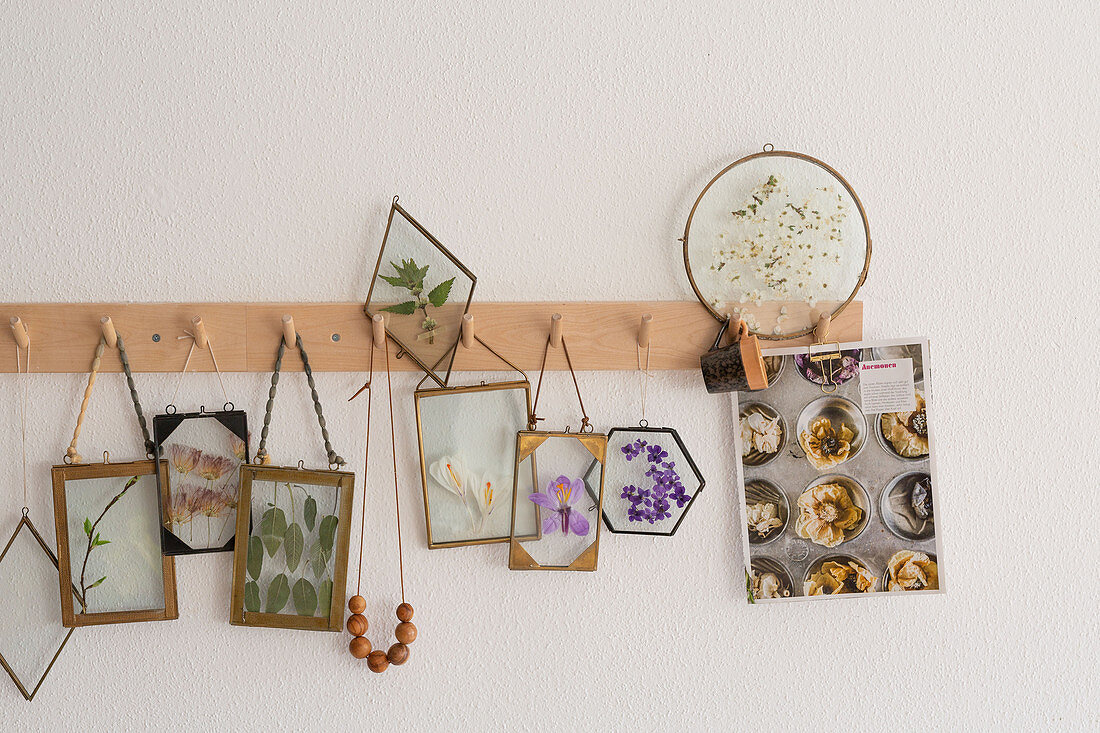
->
[0,302,862,373]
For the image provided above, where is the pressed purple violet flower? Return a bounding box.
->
[645,444,668,463]
[620,484,646,504]
[650,497,671,522]
[621,439,647,461]
[529,475,590,536]
[669,484,691,509]
[627,503,646,522]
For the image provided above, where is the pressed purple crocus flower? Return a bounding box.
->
[529,475,590,536]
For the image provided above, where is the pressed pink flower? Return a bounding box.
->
[168,444,200,476]
[197,454,236,482]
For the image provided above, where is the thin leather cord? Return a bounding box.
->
[529,335,590,432]
[255,335,345,467]
[384,337,405,604]
[637,342,651,425]
[354,341,375,596]
[66,338,105,464]
[170,330,231,408]
[16,342,30,511]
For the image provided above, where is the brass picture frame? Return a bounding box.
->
[681,147,872,340]
[0,514,80,701]
[414,379,540,549]
[363,198,477,387]
[230,464,354,632]
[51,459,179,627]
[508,430,607,572]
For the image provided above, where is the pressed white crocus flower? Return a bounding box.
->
[472,473,500,531]
[429,456,479,530]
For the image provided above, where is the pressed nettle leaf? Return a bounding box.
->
[427,277,455,308]
[303,495,317,532]
[265,573,290,613]
[260,506,287,557]
[319,515,338,554]
[380,301,417,315]
[309,541,329,579]
[284,523,305,573]
[292,578,317,617]
[317,579,333,618]
[244,581,261,612]
[247,536,264,579]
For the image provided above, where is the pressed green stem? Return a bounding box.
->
[78,475,139,610]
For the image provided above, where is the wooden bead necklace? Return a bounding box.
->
[347,319,416,672]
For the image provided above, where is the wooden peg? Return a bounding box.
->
[637,313,653,349]
[461,313,474,349]
[9,317,29,349]
[372,314,386,349]
[813,314,831,344]
[282,315,295,348]
[100,316,117,348]
[549,313,563,348]
[191,316,209,349]
[730,315,744,342]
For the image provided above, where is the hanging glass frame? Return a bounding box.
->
[153,407,249,556]
[0,514,80,701]
[682,147,871,339]
[584,425,704,537]
[509,431,607,571]
[230,464,354,632]
[364,197,477,387]
[51,459,179,627]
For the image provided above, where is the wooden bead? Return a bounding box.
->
[367,650,389,673]
[395,621,417,644]
[387,643,409,665]
[396,603,414,622]
[348,595,366,614]
[346,613,368,636]
[349,636,372,659]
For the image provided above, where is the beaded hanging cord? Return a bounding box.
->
[254,334,345,469]
[346,336,415,672]
[65,336,154,464]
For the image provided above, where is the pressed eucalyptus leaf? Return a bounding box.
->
[319,515,338,553]
[244,581,261,612]
[247,536,264,579]
[309,540,329,579]
[317,579,333,618]
[292,578,318,617]
[265,573,290,613]
[304,496,317,532]
[260,507,287,557]
[284,523,305,573]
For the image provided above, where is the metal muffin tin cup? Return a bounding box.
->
[803,552,877,596]
[763,354,787,387]
[874,401,929,463]
[750,556,795,600]
[879,471,934,541]
[744,478,788,545]
[796,395,867,466]
[881,551,938,592]
[739,402,787,468]
[797,473,871,545]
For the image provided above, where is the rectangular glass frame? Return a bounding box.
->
[508,430,607,572]
[230,464,354,632]
[51,459,179,627]
[153,408,250,556]
[414,380,539,549]
[363,200,477,387]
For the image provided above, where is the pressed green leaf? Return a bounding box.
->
[283,523,305,573]
[244,581,261,612]
[317,579,333,618]
[94,538,111,547]
[380,301,417,315]
[83,518,93,536]
[303,496,317,532]
[265,573,290,613]
[378,273,408,288]
[260,507,287,557]
[309,540,329,579]
[88,575,107,589]
[319,515,338,554]
[292,578,318,617]
[247,536,264,579]
[427,277,455,308]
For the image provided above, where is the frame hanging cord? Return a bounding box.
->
[415,333,530,390]
[168,329,231,409]
[352,339,375,596]
[64,338,105,464]
[529,335,591,432]
[637,340,652,426]
[16,340,30,513]
[254,334,345,469]
[116,336,156,458]
[384,337,406,604]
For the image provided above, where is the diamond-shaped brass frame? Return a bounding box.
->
[0,515,80,701]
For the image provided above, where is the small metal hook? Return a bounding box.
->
[297,460,305,470]
[223,402,234,412]
[165,404,177,415]
[638,419,649,428]
[763,143,775,152]
[103,451,110,464]
[395,347,406,359]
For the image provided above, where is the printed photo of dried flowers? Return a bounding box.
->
[735,340,942,602]
[154,411,249,555]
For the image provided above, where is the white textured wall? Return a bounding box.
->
[1,2,1097,730]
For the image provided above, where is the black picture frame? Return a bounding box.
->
[153,408,249,556]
